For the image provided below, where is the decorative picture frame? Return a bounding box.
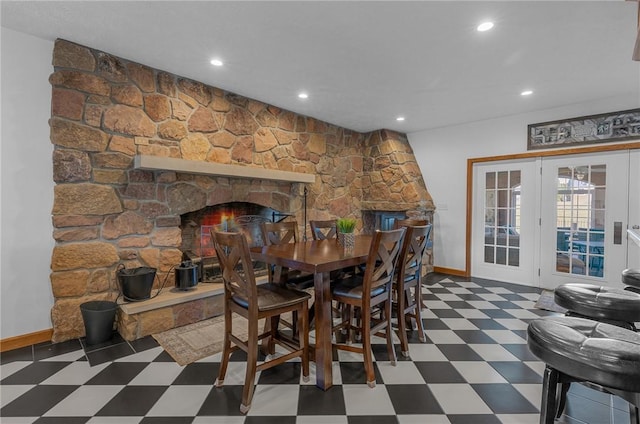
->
[527,108,640,150]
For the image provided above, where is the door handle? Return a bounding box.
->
[613,221,622,245]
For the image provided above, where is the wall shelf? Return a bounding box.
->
[134,155,315,184]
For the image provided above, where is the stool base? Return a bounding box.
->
[540,366,639,424]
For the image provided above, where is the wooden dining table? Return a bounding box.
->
[250,234,372,390]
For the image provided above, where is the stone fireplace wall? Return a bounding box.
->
[49,39,435,342]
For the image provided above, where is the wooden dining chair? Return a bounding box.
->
[262,220,299,247]
[310,218,349,277]
[310,219,337,240]
[260,220,314,288]
[394,219,430,306]
[261,221,315,333]
[331,228,405,387]
[394,224,432,356]
[260,221,304,278]
[211,230,310,415]
[310,219,349,317]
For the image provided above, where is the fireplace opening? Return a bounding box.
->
[362,210,408,234]
[180,202,280,282]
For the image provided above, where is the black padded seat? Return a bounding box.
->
[623,268,640,294]
[527,316,640,424]
[554,283,640,330]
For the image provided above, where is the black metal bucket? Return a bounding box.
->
[175,262,198,291]
[116,266,156,301]
[80,300,117,345]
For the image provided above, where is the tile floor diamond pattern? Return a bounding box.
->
[0,274,634,423]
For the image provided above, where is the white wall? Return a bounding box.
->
[1,28,55,339]
[409,94,640,273]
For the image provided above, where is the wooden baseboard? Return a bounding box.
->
[0,329,53,353]
[433,266,469,277]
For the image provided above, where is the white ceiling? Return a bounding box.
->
[2,1,639,134]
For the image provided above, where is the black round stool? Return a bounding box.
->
[623,268,640,294]
[554,283,640,331]
[527,316,640,424]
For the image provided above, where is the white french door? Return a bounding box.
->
[539,151,630,289]
[471,150,638,288]
[628,150,640,270]
[471,159,537,285]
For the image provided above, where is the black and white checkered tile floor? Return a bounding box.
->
[0,274,634,423]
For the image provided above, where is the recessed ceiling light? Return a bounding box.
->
[298,92,309,99]
[521,90,533,96]
[477,22,494,32]
[396,116,405,122]
[210,59,223,67]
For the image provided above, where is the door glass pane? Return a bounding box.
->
[496,247,507,265]
[497,171,509,189]
[484,245,494,262]
[554,164,605,277]
[484,170,521,267]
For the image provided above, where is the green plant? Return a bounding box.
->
[336,217,356,233]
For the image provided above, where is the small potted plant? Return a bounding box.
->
[336,217,357,249]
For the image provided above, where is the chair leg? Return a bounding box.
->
[385,298,397,366]
[630,404,639,424]
[215,308,232,387]
[240,319,259,415]
[267,316,279,355]
[540,365,560,424]
[259,316,275,356]
[555,382,571,419]
[291,310,299,338]
[308,302,316,327]
[396,286,410,357]
[413,285,426,343]
[361,307,376,388]
[341,304,352,344]
[354,307,362,343]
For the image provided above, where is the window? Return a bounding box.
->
[555,165,605,277]
[484,170,521,266]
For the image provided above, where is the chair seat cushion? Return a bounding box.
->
[554,283,640,323]
[285,273,315,291]
[332,276,385,300]
[527,316,640,392]
[622,268,640,289]
[232,283,311,311]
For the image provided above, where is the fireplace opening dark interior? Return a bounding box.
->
[362,210,409,233]
[180,202,280,283]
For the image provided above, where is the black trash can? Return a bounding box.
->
[116,266,156,301]
[80,300,117,345]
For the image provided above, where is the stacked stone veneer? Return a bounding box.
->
[49,39,435,342]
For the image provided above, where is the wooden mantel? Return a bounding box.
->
[134,155,316,184]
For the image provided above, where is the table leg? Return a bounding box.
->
[313,271,333,390]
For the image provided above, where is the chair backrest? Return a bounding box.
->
[361,229,405,300]
[393,218,428,230]
[310,220,337,240]
[397,224,432,284]
[211,230,258,312]
[261,221,300,246]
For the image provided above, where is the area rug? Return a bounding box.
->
[534,289,567,314]
[153,313,250,366]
